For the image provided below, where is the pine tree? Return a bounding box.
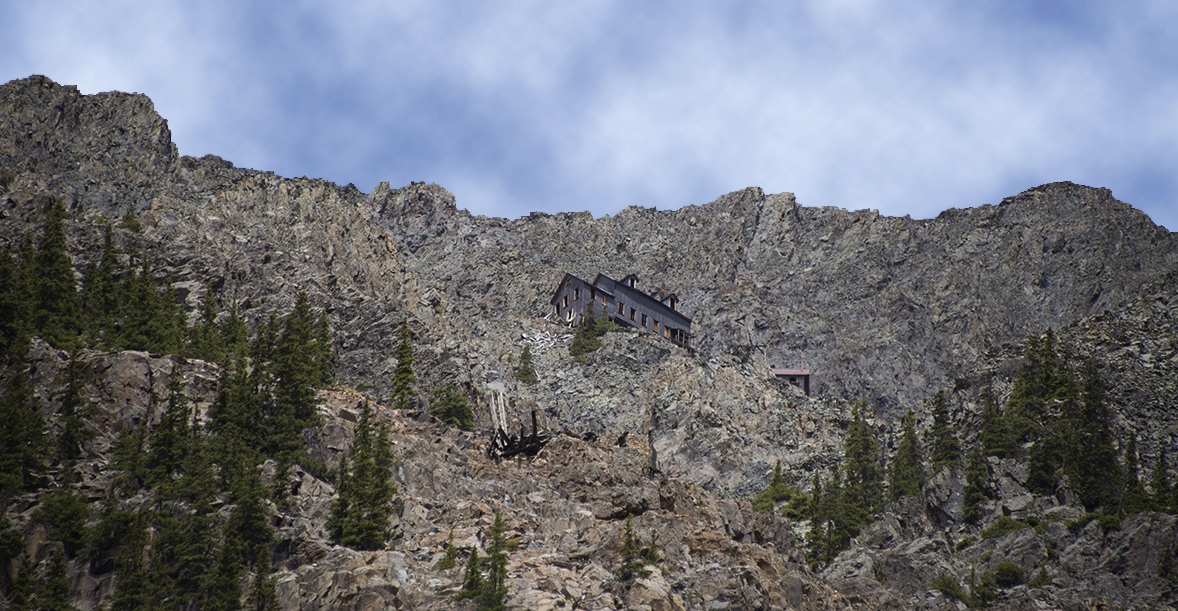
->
[245,550,281,611]
[37,548,73,611]
[978,387,1015,459]
[329,402,397,550]
[1062,361,1121,512]
[0,246,26,359]
[226,462,274,567]
[313,312,335,386]
[1006,330,1064,443]
[389,319,418,410]
[7,561,33,611]
[1026,431,1063,495]
[843,401,884,517]
[513,344,538,383]
[616,517,652,580]
[752,460,808,518]
[56,351,93,462]
[1151,449,1173,513]
[270,293,324,457]
[188,286,226,363]
[205,534,245,611]
[146,378,193,492]
[1122,437,1149,516]
[889,409,925,501]
[32,488,91,556]
[569,303,603,358]
[80,223,122,347]
[928,391,961,471]
[962,447,990,524]
[32,200,81,350]
[453,511,515,611]
[0,336,45,497]
[429,385,475,431]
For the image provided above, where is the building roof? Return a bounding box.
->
[772,368,811,376]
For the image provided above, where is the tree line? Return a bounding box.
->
[755,328,1168,569]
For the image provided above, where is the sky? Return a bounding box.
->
[3,1,1176,230]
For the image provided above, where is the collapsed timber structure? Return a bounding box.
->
[486,389,552,461]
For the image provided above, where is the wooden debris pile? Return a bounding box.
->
[486,389,552,461]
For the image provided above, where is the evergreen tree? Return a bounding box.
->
[1151,449,1173,513]
[1006,330,1064,442]
[978,386,1015,459]
[752,460,809,518]
[0,336,45,497]
[32,200,81,350]
[7,562,33,611]
[37,548,73,611]
[928,391,961,471]
[889,409,925,501]
[805,466,845,568]
[270,293,324,457]
[109,515,153,611]
[80,224,122,347]
[1063,361,1121,512]
[569,303,603,358]
[115,253,159,352]
[0,246,26,359]
[616,517,651,580]
[245,550,281,611]
[221,301,250,359]
[188,286,226,363]
[328,402,397,550]
[1026,431,1064,495]
[429,385,475,431]
[389,319,418,410]
[205,534,245,611]
[962,447,990,524]
[843,401,884,517]
[146,378,192,492]
[32,488,91,556]
[454,511,515,611]
[225,462,274,567]
[1122,437,1149,516]
[513,344,538,383]
[437,530,459,570]
[56,351,93,462]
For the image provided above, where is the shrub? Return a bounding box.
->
[981,517,1028,540]
[955,536,975,551]
[429,386,474,431]
[1029,567,1051,588]
[931,573,966,602]
[993,561,1025,588]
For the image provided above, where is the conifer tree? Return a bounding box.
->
[146,378,193,492]
[1063,361,1121,511]
[962,447,990,524]
[1006,330,1064,442]
[225,462,274,567]
[1122,437,1149,516]
[928,391,961,471]
[843,401,884,517]
[0,336,45,497]
[753,460,809,518]
[329,402,397,550]
[32,488,91,556]
[6,562,33,611]
[429,385,475,431]
[109,515,153,611]
[978,387,1015,459]
[617,517,652,580]
[37,548,73,611]
[245,550,281,611]
[569,303,603,358]
[188,286,226,363]
[0,246,25,359]
[1026,431,1063,495]
[270,293,324,457]
[80,224,122,346]
[513,344,538,383]
[56,351,93,462]
[389,319,418,410]
[455,511,515,610]
[1150,449,1173,513]
[205,534,245,611]
[889,409,925,501]
[32,200,81,350]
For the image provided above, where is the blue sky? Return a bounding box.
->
[3,1,1176,230]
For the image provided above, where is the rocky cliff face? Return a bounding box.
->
[3,75,1177,609]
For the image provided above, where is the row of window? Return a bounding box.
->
[559,288,684,343]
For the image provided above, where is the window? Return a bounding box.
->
[653,320,659,333]
[566,310,573,322]
[574,287,580,300]
[617,303,625,316]
[600,294,607,306]
[591,288,596,302]
[562,294,569,308]
[641,314,648,327]
[629,308,636,321]
[663,327,670,338]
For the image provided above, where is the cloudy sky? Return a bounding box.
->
[3,1,1176,230]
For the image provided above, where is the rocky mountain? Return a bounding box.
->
[2,75,1177,609]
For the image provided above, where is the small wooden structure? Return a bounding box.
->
[773,367,811,395]
[549,272,692,349]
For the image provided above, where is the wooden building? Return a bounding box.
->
[550,272,691,349]
[772,367,811,395]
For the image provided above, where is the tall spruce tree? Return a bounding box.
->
[0,247,25,359]
[513,344,538,383]
[328,402,397,550]
[1122,437,1149,516]
[928,391,961,471]
[978,386,1015,459]
[187,287,226,363]
[80,224,122,347]
[0,336,45,497]
[1150,449,1172,513]
[962,447,991,524]
[1006,330,1063,442]
[389,319,418,410]
[270,293,324,456]
[889,409,925,501]
[56,351,93,462]
[32,200,81,350]
[843,400,884,517]
[1063,361,1121,511]
[455,511,515,610]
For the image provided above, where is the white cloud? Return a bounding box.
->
[2,1,1175,230]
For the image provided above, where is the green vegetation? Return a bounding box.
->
[962,447,991,524]
[992,561,1025,588]
[752,460,809,518]
[437,530,459,570]
[389,319,418,410]
[569,303,611,360]
[889,409,924,501]
[329,402,397,550]
[429,385,475,431]
[454,511,517,611]
[807,401,884,567]
[955,536,974,551]
[32,488,91,556]
[980,517,1029,540]
[513,344,538,383]
[928,390,961,471]
[1029,566,1051,587]
[931,573,967,603]
[616,517,662,581]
